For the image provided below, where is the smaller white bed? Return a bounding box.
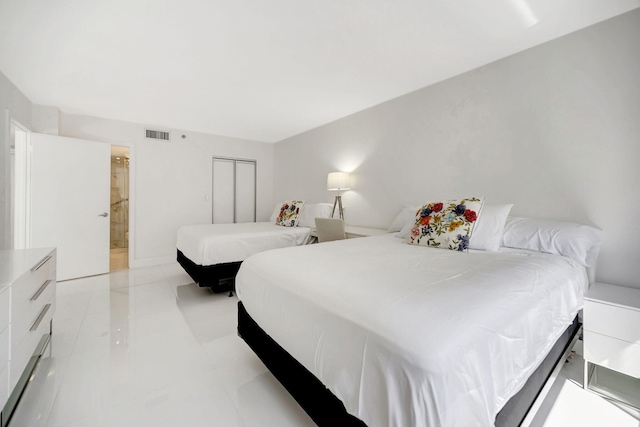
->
[176,201,332,290]
[177,222,314,266]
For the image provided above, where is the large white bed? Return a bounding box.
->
[236,230,594,426]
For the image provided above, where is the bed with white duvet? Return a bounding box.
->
[176,201,332,290]
[177,222,314,266]
[236,210,603,427]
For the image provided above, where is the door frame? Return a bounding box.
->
[10,118,31,249]
[111,141,136,269]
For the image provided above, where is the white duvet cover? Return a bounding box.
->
[236,234,588,427]
[176,222,313,266]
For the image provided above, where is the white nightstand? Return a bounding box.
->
[310,225,387,239]
[344,225,388,238]
[583,282,640,409]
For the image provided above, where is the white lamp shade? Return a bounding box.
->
[327,172,350,191]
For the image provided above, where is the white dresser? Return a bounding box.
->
[583,282,640,409]
[0,248,56,427]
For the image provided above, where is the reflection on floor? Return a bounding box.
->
[109,248,128,271]
[8,263,640,427]
[530,340,640,426]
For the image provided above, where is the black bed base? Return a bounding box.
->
[495,315,580,426]
[237,301,581,427]
[237,301,366,426]
[177,249,241,293]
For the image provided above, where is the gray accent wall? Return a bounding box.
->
[274,10,640,288]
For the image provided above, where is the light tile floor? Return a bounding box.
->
[7,263,640,427]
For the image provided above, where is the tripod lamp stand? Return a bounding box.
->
[327,172,350,220]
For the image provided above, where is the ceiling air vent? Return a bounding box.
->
[145,129,170,140]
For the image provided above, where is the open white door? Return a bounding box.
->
[31,134,110,280]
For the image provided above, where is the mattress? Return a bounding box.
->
[235,234,588,427]
[176,222,313,266]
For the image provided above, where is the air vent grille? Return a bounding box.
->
[145,129,170,140]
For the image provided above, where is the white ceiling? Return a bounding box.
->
[0,1,638,143]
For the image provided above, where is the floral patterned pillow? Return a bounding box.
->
[407,197,484,251]
[275,200,305,227]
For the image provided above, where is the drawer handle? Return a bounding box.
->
[30,304,51,332]
[31,279,53,301]
[31,255,52,272]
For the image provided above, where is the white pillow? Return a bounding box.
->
[298,203,334,227]
[388,205,418,232]
[469,204,513,252]
[502,216,603,267]
[398,212,417,239]
[269,202,282,223]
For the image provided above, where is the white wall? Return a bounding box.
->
[59,113,274,267]
[274,10,640,289]
[0,70,34,249]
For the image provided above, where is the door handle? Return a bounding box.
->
[99,212,109,217]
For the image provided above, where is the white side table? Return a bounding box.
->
[309,225,388,239]
[583,282,640,409]
[344,226,388,238]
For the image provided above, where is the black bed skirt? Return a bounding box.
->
[176,249,241,292]
[495,315,580,426]
[237,301,580,427]
[237,301,366,426]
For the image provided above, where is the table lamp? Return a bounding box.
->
[327,172,350,220]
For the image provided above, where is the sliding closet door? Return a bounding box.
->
[212,158,235,223]
[235,160,256,223]
[212,157,256,224]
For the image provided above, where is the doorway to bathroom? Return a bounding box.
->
[110,146,129,270]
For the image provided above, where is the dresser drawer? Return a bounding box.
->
[0,323,9,369]
[584,300,640,344]
[0,363,8,409]
[11,252,55,305]
[0,287,9,332]
[9,298,55,391]
[11,279,55,349]
[584,330,640,378]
